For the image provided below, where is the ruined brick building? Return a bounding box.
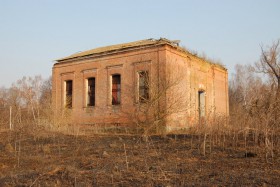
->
[52,38,228,131]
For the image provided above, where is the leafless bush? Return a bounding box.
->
[117,63,189,139]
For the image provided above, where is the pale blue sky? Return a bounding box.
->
[0,0,279,87]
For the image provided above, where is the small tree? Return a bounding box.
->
[13,76,43,124]
[255,39,280,98]
[0,76,53,130]
[255,40,280,131]
[119,62,188,138]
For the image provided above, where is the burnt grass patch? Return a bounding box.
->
[0,130,279,186]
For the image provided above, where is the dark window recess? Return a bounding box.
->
[65,80,73,108]
[112,74,121,105]
[139,71,149,102]
[87,78,95,106]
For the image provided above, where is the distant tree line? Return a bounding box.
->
[0,76,52,130]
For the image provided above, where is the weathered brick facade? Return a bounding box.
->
[52,38,228,131]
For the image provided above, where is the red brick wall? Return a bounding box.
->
[163,46,228,130]
[52,45,228,130]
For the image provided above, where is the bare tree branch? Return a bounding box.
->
[255,39,280,97]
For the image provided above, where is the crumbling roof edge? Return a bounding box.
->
[163,43,227,71]
[56,38,177,62]
[176,47,227,71]
[55,38,227,71]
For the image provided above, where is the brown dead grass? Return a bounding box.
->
[0,129,279,186]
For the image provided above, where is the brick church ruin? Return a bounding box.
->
[52,38,229,131]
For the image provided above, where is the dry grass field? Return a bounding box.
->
[0,129,279,186]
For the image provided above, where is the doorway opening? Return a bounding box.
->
[198,90,205,120]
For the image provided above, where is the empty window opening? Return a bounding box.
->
[139,71,149,102]
[198,91,205,118]
[87,78,95,106]
[112,74,121,105]
[65,80,73,108]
